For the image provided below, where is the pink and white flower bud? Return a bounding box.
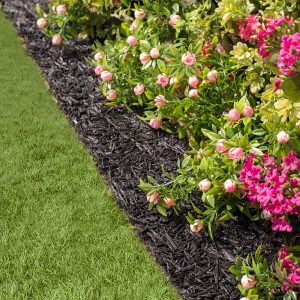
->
[149,118,161,129]
[228,147,244,161]
[198,179,211,192]
[296,120,300,127]
[216,44,225,54]
[216,139,227,153]
[94,65,103,76]
[228,109,240,122]
[261,209,273,220]
[241,275,257,289]
[150,48,160,59]
[147,192,159,204]
[188,76,200,88]
[164,58,171,63]
[164,197,174,207]
[169,77,180,89]
[157,74,169,88]
[106,90,116,101]
[134,9,146,20]
[52,34,62,46]
[56,4,67,15]
[207,70,218,82]
[154,95,166,108]
[188,89,198,97]
[277,131,289,144]
[37,18,48,29]
[100,71,113,82]
[139,52,151,65]
[134,84,144,96]
[182,53,196,66]
[94,52,105,61]
[243,106,254,117]
[169,14,181,27]
[190,220,203,233]
[224,179,236,193]
[127,36,138,46]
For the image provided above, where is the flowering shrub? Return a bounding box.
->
[35,0,134,44]
[230,245,300,299]
[80,0,300,237]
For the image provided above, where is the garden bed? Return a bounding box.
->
[2,0,294,299]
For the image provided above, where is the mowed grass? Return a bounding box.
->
[0,12,179,300]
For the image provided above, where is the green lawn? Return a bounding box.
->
[0,12,179,300]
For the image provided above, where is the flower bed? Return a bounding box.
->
[4,0,300,299]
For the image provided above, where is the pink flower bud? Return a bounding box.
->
[169,77,180,89]
[188,89,198,97]
[224,179,236,193]
[274,77,281,92]
[154,95,166,108]
[139,52,151,65]
[198,179,211,192]
[94,65,103,76]
[107,90,116,101]
[56,4,67,15]
[241,275,257,289]
[100,71,112,82]
[164,58,171,63]
[188,76,200,88]
[149,118,161,129]
[216,44,225,54]
[156,74,169,88]
[37,18,48,29]
[277,131,289,144]
[169,14,181,27]
[94,52,105,61]
[134,9,146,20]
[147,192,159,204]
[207,70,218,82]
[296,120,300,127]
[150,48,160,59]
[182,53,196,66]
[130,21,139,32]
[127,36,138,46]
[261,209,273,220]
[228,109,240,122]
[243,106,254,117]
[134,84,144,96]
[190,220,203,233]
[228,147,244,161]
[164,197,174,207]
[216,139,227,153]
[52,34,62,46]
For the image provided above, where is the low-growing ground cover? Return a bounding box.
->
[0,11,180,300]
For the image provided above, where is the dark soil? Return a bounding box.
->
[2,1,297,299]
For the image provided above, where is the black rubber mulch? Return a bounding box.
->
[3,1,297,299]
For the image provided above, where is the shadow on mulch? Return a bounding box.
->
[3,1,298,299]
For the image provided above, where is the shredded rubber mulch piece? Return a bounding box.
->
[3,1,298,299]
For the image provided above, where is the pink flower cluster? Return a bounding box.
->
[239,14,261,42]
[278,32,300,75]
[278,246,300,292]
[240,152,300,232]
[257,17,293,58]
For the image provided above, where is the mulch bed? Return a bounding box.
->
[3,1,297,299]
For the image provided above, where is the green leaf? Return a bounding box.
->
[281,74,300,101]
[251,129,266,136]
[157,204,167,217]
[229,265,241,276]
[199,157,208,171]
[201,128,220,141]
